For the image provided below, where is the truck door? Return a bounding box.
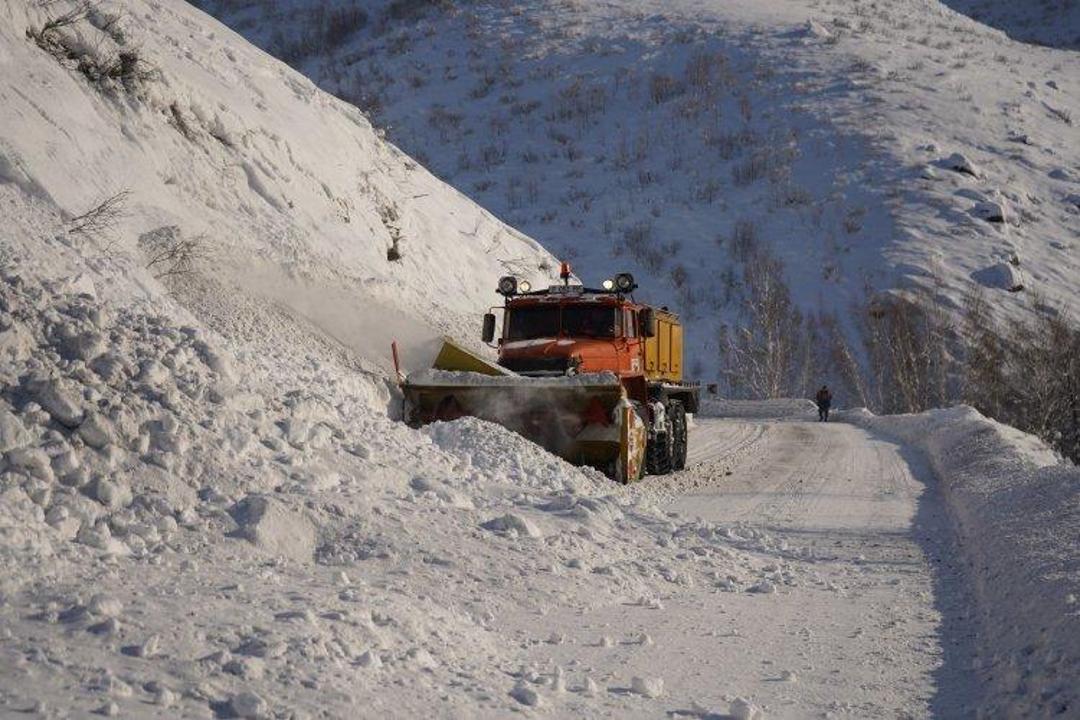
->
[623,308,643,374]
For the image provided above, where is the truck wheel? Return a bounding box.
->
[646,417,674,476]
[669,400,688,471]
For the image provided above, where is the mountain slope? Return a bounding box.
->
[942,0,1080,49]
[198,0,1080,393]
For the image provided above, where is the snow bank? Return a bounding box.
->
[699,397,817,420]
[841,405,1080,717]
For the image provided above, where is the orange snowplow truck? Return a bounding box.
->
[402,265,700,483]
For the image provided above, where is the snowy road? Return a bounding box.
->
[516,417,977,718]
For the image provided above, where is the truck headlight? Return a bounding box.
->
[614,273,636,292]
[497,276,518,296]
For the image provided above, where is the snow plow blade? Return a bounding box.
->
[403,367,646,483]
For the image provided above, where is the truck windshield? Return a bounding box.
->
[506,305,618,340]
[562,306,618,338]
[506,306,560,340]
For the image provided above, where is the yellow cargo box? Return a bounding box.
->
[643,309,683,383]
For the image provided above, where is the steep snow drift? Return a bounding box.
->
[199,0,1080,381]
[842,405,1080,718]
[0,0,559,364]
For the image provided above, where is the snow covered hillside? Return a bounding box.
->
[3,0,1078,718]
[941,0,1080,50]
[197,0,1080,387]
[1,0,559,372]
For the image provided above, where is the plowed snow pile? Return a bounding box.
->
[843,406,1080,718]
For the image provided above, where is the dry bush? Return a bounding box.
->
[718,246,805,399]
[859,291,951,414]
[140,227,206,280]
[383,0,451,23]
[648,73,683,105]
[550,78,607,125]
[28,4,154,93]
[67,190,130,242]
[378,202,403,261]
[427,105,463,141]
[962,290,1080,461]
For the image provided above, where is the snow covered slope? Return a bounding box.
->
[197,0,1080,383]
[942,0,1080,50]
[1,0,558,369]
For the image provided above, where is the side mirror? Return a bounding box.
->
[640,308,657,338]
[482,313,497,344]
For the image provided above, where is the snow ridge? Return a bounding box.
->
[843,405,1080,718]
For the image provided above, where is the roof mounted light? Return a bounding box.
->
[519,280,532,293]
[559,261,572,287]
[602,278,615,291]
[497,276,518,296]
[614,272,637,293]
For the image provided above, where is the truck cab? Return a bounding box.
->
[496,294,646,378]
[483,269,698,475]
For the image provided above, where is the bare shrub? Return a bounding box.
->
[470,73,496,99]
[730,219,758,261]
[1047,104,1073,126]
[28,5,154,93]
[859,291,951,414]
[139,226,206,280]
[772,183,812,208]
[670,263,689,288]
[648,73,683,105]
[693,178,721,204]
[427,105,463,141]
[384,0,451,23]
[962,290,1080,461]
[378,202,403,261]
[550,77,607,125]
[843,206,866,234]
[478,142,507,169]
[718,245,805,399]
[684,49,731,93]
[67,190,130,241]
[732,152,769,186]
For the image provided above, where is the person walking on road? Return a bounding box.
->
[815,385,832,422]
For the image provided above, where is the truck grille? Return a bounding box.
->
[500,355,572,376]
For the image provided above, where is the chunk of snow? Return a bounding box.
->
[801,19,832,39]
[481,513,542,538]
[32,378,84,427]
[943,152,980,177]
[228,495,316,562]
[631,675,664,698]
[230,691,269,719]
[0,408,31,452]
[510,682,542,706]
[77,412,115,449]
[972,263,1024,292]
[730,697,765,720]
[972,200,1007,223]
